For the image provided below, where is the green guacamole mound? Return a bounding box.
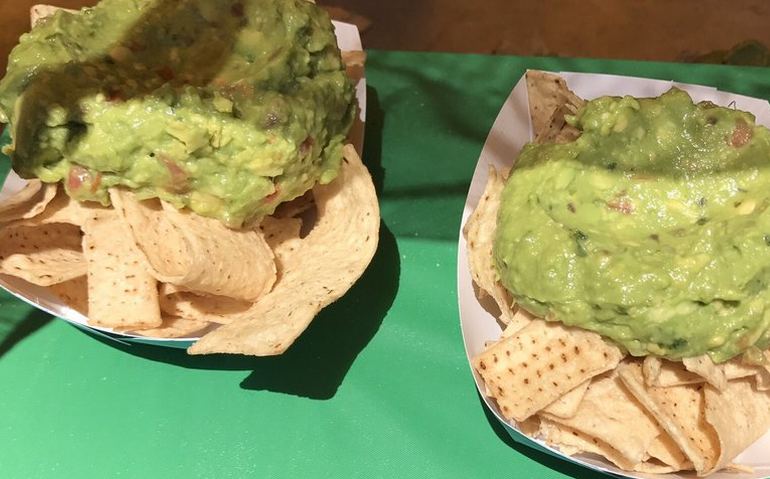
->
[494,88,770,363]
[0,0,355,228]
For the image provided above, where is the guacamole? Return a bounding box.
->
[0,0,355,227]
[495,88,770,362]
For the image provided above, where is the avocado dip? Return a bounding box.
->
[494,88,770,363]
[0,0,355,227]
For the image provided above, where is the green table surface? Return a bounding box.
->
[2,51,770,479]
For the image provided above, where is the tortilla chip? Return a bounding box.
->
[500,308,535,338]
[258,215,304,265]
[643,356,704,387]
[723,356,763,380]
[158,283,250,324]
[525,70,584,144]
[463,167,519,326]
[82,209,161,330]
[618,362,719,475]
[541,378,590,419]
[48,275,88,316]
[341,50,366,68]
[110,190,276,301]
[646,432,692,472]
[683,355,727,391]
[755,368,770,391]
[0,181,56,224]
[538,418,636,471]
[14,186,94,227]
[131,315,211,338]
[702,379,770,475]
[187,145,379,356]
[30,4,75,26]
[541,369,664,466]
[270,191,315,221]
[0,222,85,285]
[473,319,623,422]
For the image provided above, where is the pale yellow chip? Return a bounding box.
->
[473,318,623,422]
[541,378,590,419]
[0,221,85,286]
[131,315,211,339]
[110,190,276,302]
[0,181,56,224]
[702,378,770,476]
[463,167,520,327]
[187,145,379,356]
[643,356,704,387]
[722,356,763,380]
[538,418,636,471]
[646,432,692,472]
[14,185,94,227]
[48,275,88,316]
[158,283,250,325]
[525,70,584,144]
[618,362,719,475]
[683,354,727,391]
[541,369,664,466]
[82,209,161,330]
[258,215,303,266]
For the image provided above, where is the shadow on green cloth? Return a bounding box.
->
[81,222,399,400]
[478,394,610,479]
[0,307,51,357]
[73,87,397,399]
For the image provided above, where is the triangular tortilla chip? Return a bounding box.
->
[110,190,276,302]
[538,418,637,471]
[474,319,623,422]
[48,275,88,315]
[618,362,720,475]
[131,315,211,339]
[541,369,664,466]
[158,283,250,325]
[702,379,770,476]
[683,355,727,391]
[187,145,379,356]
[463,167,520,327]
[525,70,584,144]
[541,378,590,419]
[0,181,56,224]
[643,356,704,387]
[0,221,85,285]
[14,186,94,227]
[646,432,692,472]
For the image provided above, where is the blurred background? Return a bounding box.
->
[2,0,770,73]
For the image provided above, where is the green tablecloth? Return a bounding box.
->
[2,51,770,478]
